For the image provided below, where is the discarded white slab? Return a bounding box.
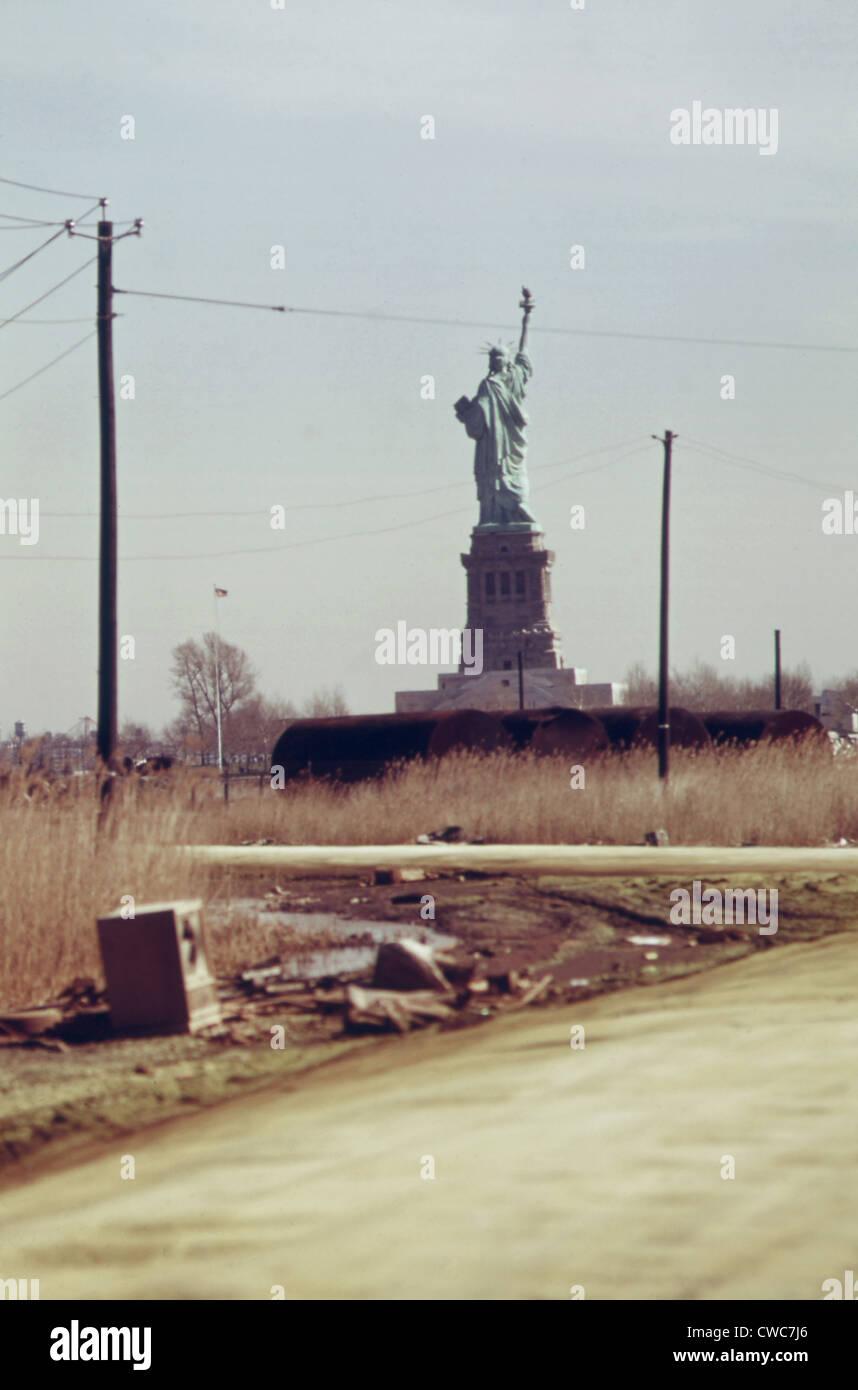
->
[180,843,858,879]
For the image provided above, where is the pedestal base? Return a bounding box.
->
[460,528,563,673]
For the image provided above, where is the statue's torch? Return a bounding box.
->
[518,286,534,354]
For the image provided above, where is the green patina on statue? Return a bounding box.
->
[454,288,538,530]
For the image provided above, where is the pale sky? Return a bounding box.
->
[2,0,857,738]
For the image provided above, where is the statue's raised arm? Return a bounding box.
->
[518,286,534,356]
[453,287,539,530]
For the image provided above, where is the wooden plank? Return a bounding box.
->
[181,843,858,878]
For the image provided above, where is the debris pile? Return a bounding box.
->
[230,936,554,1036]
[0,939,556,1050]
[0,978,111,1051]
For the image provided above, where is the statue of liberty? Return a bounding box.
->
[454,288,538,529]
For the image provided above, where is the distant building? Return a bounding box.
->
[813,689,858,735]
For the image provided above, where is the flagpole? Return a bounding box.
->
[212,586,224,773]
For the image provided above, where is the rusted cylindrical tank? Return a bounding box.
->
[425,709,511,759]
[634,707,711,750]
[585,707,646,749]
[703,709,830,750]
[271,709,512,782]
[500,707,567,751]
[501,707,609,758]
[587,706,711,751]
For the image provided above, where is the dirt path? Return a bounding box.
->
[2,934,856,1301]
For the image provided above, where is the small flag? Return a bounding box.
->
[214,587,228,597]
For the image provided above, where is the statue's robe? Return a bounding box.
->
[458,351,536,526]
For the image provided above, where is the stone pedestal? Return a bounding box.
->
[460,527,562,673]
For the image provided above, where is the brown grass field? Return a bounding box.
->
[0,742,852,1012]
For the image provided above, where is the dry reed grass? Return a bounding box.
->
[198,742,851,848]
[0,774,213,1010]
[0,741,851,1011]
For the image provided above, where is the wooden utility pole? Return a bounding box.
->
[96,209,117,766]
[774,629,782,709]
[92,207,142,769]
[653,430,676,781]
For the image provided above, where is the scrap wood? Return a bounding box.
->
[248,992,325,1014]
[54,977,105,1009]
[238,964,285,989]
[346,984,456,1033]
[0,938,560,1055]
[0,1008,65,1035]
[505,974,553,1009]
[371,867,427,885]
[0,979,109,1048]
[0,1018,70,1051]
[312,988,348,1012]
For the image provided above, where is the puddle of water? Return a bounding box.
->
[208,900,457,981]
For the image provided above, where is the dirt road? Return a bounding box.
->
[2,933,856,1300]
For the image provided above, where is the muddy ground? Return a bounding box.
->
[4,931,858,1301]
[2,868,857,1180]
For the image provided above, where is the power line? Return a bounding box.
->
[0,206,98,262]
[682,437,847,494]
[0,175,102,199]
[4,317,97,325]
[525,435,648,478]
[37,438,651,518]
[93,437,830,554]
[0,330,96,403]
[113,285,857,354]
[0,256,96,330]
[115,287,290,314]
[5,436,844,561]
[0,221,67,231]
[0,448,650,560]
[0,213,67,226]
[0,226,68,284]
[0,504,469,561]
[536,442,653,493]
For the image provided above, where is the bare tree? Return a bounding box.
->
[671,661,722,709]
[301,685,349,717]
[118,721,155,759]
[778,662,813,713]
[225,689,349,756]
[623,662,658,705]
[227,694,298,756]
[621,661,814,713]
[170,633,257,758]
[167,639,350,763]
